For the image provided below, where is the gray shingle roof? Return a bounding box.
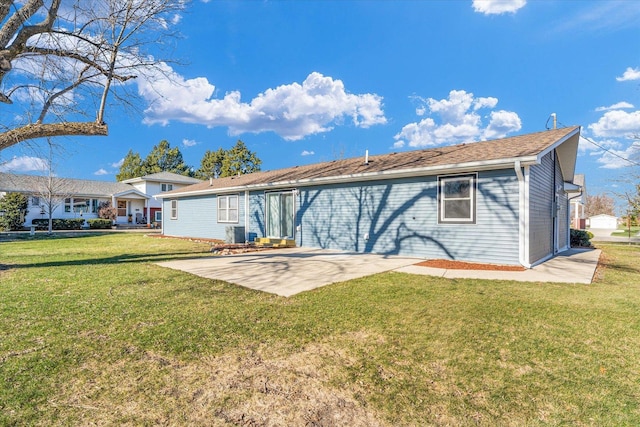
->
[162,126,580,197]
[0,173,134,197]
[121,171,203,184]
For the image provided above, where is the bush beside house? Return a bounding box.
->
[87,219,113,229]
[31,218,85,230]
[570,229,593,247]
[0,192,29,231]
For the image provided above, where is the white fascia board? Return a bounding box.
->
[113,189,150,199]
[535,127,581,164]
[157,156,541,199]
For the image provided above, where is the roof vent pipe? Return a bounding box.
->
[364,149,369,165]
[210,177,213,186]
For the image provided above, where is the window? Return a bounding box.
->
[170,200,178,219]
[64,198,71,212]
[438,174,476,224]
[73,197,89,213]
[31,196,40,206]
[161,183,173,192]
[217,195,238,223]
[155,211,162,222]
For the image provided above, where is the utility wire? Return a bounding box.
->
[546,116,640,168]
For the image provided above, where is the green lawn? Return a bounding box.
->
[611,226,639,237]
[1,233,639,426]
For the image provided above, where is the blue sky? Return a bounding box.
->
[2,0,640,210]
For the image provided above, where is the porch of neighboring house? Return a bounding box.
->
[112,192,151,226]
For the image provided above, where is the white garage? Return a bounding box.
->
[588,214,618,230]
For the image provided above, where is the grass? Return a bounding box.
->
[1,233,640,425]
[611,226,639,237]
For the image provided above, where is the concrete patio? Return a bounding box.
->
[157,247,601,297]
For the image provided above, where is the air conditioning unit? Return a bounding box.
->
[225,226,245,244]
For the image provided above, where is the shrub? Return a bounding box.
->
[31,218,85,230]
[571,229,592,247]
[0,192,28,231]
[87,218,113,229]
[98,201,117,220]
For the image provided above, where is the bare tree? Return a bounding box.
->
[0,0,186,151]
[585,193,616,217]
[31,141,76,233]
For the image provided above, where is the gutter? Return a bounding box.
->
[514,161,532,268]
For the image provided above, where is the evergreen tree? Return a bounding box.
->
[195,140,262,179]
[220,140,262,177]
[195,148,226,179]
[0,193,28,231]
[116,150,144,181]
[143,140,192,176]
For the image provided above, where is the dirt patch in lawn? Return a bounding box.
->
[416,259,525,271]
[51,342,385,426]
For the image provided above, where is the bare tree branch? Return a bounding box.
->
[0,0,187,149]
[0,122,108,150]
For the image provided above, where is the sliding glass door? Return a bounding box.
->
[266,191,295,239]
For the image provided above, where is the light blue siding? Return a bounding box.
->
[296,170,520,264]
[248,192,265,240]
[528,152,554,264]
[162,193,245,240]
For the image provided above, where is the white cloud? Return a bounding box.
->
[394,90,522,148]
[551,2,640,34]
[472,0,526,15]
[616,67,640,82]
[111,158,124,168]
[588,110,640,138]
[182,138,198,147]
[0,156,48,172]
[140,69,387,140]
[94,168,109,176]
[595,102,634,112]
[301,150,315,156]
[596,141,640,169]
[482,110,522,140]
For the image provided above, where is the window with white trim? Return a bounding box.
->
[170,200,178,219]
[438,174,477,224]
[155,211,162,222]
[161,183,173,192]
[217,195,239,223]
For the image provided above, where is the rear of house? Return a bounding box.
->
[159,127,580,268]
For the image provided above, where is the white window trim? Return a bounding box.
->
[438,173,477,224]
[217,194,239,223]
[170,200,178,220]
[155,211,162,222]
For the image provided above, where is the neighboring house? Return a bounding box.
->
[588,214,618,230]
[120,172,202,225]
[158,127,581,268]
[0,171,201,226]
[570,174,587,230]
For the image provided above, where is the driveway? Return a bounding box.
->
[157,247,420,297]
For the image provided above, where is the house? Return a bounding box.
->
[158,127,581,268]
[570,174,587,230]
[0,171,201,226]
[120,172,203,224]
[588,214,618,230]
